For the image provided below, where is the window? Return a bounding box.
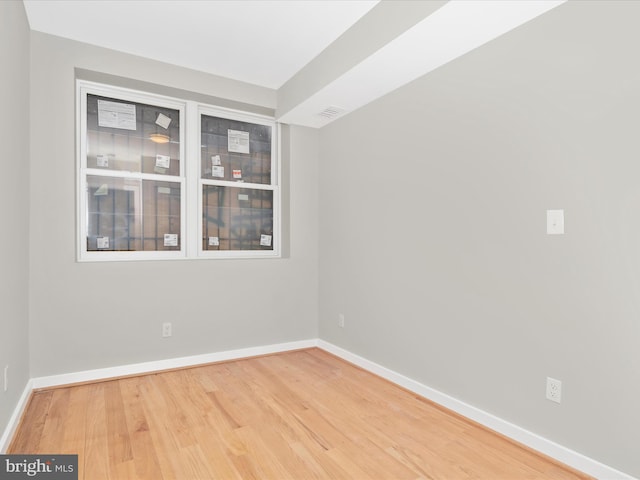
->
[77,81,279,261]
[200,110,276,254]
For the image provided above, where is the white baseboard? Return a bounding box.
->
[317,340,636,480]
[0,378,33,453]
[2,338,635,480]
[31,339,318,390]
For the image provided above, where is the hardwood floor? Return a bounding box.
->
[9,348,592,480]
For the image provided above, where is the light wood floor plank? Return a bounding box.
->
[8,390,53,453]
[38,387,71,452]
[135,375,181,479]
[9,348,593,480]
[83,383,110,480]
[118,377,165,480]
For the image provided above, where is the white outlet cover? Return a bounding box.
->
[546,376,562,403]
[547,210,564,235]
[162,322,172,337]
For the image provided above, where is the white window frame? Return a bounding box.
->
[197,105,280,259]
[76,80,281,262]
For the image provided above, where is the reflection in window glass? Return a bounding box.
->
[86,94,181,176]
[87,176,181,252]
[200,115,271,185]
[202,185,273,251]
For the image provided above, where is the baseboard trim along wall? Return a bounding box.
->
[0,378,33,453]
[1,338,635,479]
[30,339,317,390]
[317,340,636,480]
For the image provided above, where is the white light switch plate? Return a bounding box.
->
[547,209,564,235]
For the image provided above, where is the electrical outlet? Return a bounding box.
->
[547,209,565,235]
[546,377,562,403]
[4,365,8,392]
[338,313,345,328]
[162,322,172,338]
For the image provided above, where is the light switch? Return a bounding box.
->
[547,209,564,235]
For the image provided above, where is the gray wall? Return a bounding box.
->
[318,1,639,477]
[28,32,319,377]
[0,0,31,435]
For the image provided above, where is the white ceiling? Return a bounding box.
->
[22,0,378,90]
[22,0,566,128]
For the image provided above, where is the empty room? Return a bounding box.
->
[1,0,638,479]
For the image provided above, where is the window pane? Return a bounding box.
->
[86,95,181,176]
[202,185,273,251]
[87,175,181,251]
[201,115,271,184]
